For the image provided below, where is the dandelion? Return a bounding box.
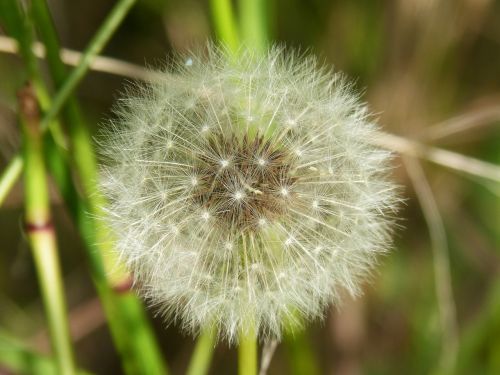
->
[99,46,399,342]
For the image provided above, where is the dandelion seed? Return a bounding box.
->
[99,45,399,342]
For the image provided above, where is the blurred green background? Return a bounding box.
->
[1,0,499,374]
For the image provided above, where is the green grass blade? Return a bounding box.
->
[210,0,240,52]
[0,155,23,205]
[38,0,137,131]
[238,0,269,52]
[0,0,67,149]
[0,330,91,375]
[187,326,217,375]
[29,0,168,373]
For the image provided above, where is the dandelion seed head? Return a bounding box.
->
[99,45,399,342]
[233,190,245,201]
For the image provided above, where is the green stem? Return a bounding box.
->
[19,85,76,375]
[29,1,168,373]
[30,0,128,282]
[238,0,269,51]
[0,0,137,205]
[187,326,217,375]
[284,330,321,375]
[0,0,67,149]
[0,0,167,372]
[210,0,240,53]
[239,326,258,375]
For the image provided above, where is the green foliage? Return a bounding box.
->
[0,0,499,374]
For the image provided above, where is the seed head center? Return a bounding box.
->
[192,133,296,231]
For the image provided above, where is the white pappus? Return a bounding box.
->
[98,45,399,342]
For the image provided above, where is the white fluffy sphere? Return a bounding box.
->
[99,46,399,342]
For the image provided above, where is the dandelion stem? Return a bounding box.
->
[239,326,258,375]
[19,85,76,375]
[186,326,217,375]
[210,0,240,53]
